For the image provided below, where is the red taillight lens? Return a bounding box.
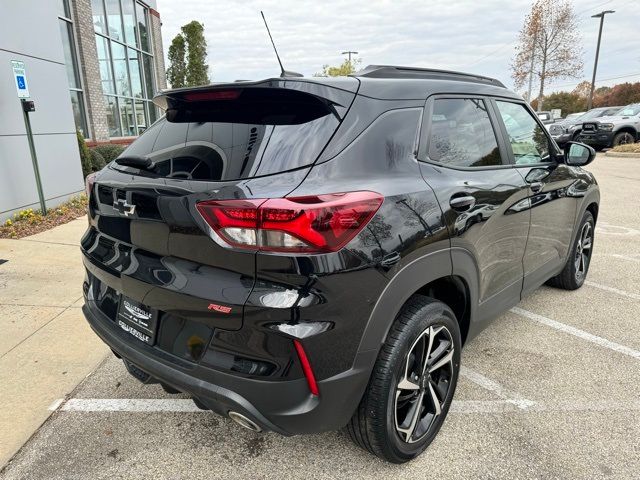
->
[195,191,383,253]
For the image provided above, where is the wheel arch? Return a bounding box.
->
[357,248,478,357]
[614,126,638,140]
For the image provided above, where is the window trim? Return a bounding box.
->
[417,94,512,171]
[58,1,90,138]
[490,98,563,169]
[93,0,156,138]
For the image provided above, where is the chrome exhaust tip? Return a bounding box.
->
[228,411,262,432]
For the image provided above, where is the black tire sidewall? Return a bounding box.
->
[569,211,595,288]
[613,132,634,147]
[380,300,461,461]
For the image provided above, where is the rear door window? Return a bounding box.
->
[117,108,340,181]
[427,98,504,168]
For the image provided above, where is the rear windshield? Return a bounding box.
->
[114,109,340,181]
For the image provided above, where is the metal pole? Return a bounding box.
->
[587,10,615,110]
[21,99,47,215]
[341,50,358,67]
[526,31,537,104]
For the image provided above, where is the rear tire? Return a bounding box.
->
[547,211,594,290]
[346,295,461,463]
[612,131,636,147]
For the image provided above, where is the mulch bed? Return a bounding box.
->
[0,196,88,239]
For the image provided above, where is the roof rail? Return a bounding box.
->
[353,65,505,88]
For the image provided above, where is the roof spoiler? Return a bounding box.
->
[153,80,357,125]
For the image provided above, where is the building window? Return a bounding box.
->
[58,0,88,136]
[93,0,159,137]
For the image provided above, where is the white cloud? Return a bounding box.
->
[156,0,640,93]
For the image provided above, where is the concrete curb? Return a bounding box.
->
[604,151,640,158]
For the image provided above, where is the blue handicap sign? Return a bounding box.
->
[16,75,26,89]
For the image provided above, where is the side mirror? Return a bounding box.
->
[565,142,596,166]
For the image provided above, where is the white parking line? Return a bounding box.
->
[511,307,640,360]
[49,398,640,415]
[584,281,640,301]
[52,398,203,412]
[604,253,640,264]
[596,223,640,236]
[460,367,536,410]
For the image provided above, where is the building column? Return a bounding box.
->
[149,9,167,92]
[71,0,110,141]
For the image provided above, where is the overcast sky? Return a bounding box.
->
[155,0,640,94]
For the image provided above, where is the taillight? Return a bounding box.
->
[85,172,97,197]
[195,191,383,253]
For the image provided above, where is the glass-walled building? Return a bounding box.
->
[60,0,166,143]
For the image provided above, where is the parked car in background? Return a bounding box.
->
[536,111,556,124]
[549,106,622,147]
[579,103,640,149]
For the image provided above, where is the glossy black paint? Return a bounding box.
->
[81,72,599,435]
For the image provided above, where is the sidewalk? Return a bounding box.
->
[0,217,108,467]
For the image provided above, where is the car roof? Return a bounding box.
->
[349,65,519,101]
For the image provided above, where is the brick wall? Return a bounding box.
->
[71,0,110,141]
[149,9,167,91]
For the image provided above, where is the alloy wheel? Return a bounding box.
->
[616,133,634,146]
[575,221,593,280]
[394,325,455,444]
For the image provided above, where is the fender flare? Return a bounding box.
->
[356,248,479,357]
[566,187,600,260]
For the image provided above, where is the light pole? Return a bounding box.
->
[341,50,358,68]
[587,10,615,110]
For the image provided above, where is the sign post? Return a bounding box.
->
[12,60,46,215]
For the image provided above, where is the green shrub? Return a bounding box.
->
[92,144,125,164]
[76,130,92,178]
[89,148,106,171]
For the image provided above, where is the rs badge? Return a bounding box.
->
[208,303,232,314]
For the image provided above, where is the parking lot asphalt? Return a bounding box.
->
[1,154,639,479]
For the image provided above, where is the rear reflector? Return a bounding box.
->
[195,191,383,253]
[293,339,319,396]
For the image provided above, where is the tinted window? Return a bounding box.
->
[496,101,551,164]
[117,113,339,181]
[428,98,502,168]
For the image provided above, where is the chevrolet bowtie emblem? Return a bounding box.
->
[113,198,136,217]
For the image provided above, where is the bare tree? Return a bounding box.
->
[511,0,583,111]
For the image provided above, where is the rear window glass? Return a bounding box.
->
[115,113,339,181]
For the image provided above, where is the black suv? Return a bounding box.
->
[82,65,600,463]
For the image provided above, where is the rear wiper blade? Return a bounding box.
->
[114,155,153,169]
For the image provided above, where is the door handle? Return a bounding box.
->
[449,195,476,211]
[529,182,544,194]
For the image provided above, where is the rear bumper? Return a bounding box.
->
[82,299,375,435]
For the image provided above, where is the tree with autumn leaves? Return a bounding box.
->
[511,0,583,111]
